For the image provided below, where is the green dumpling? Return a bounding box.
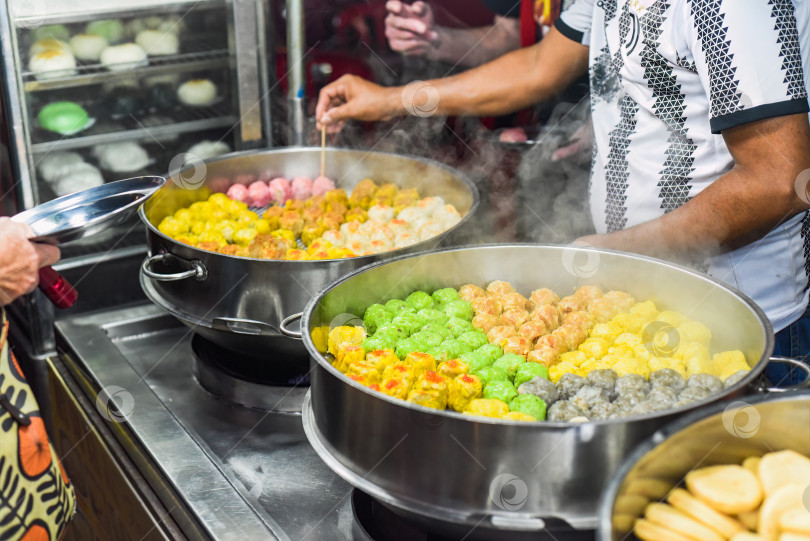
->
[410,330,444,349]
[395,338,420,359]
[385,299,416,315]
[406,290,434,311]
[484,380,518,404]
[421,323,453,342]
[431,287,459,307]
[362,336,384,353]
[375,324,408,342]
[446,317,474,338]
[476,344,504,364]
[432,338,468,361]
[417,308,449,326]
[392,313,422,335]
[473,365,509,387]
[509,394,546,421]
[363,304,392,334]
[459,351,491,372]
[442,300,474,321]
[492,353,526,381]
[458,330,489,351]
[514,363,550,388]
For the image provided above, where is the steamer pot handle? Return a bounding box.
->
[279,313,303,339]
[212,317,278,336]
[754,356,810,393]
[141,254,207,281]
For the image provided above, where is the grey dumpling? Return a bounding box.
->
[723,370,749,389]
[614,374,650,396]
[571,385,609,413]
[518,377,559,405]
[556,372,588,400]
[586,369,619,399]
[686,373,723,393]
[548,400,585,422]
[649,369,686,392]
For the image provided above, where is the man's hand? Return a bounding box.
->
[315,75,401,133]
[385,1,440,56]
[0,217,60,306]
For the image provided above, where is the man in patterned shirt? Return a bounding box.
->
[316,0,810,382]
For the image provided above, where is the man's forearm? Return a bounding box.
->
[582,115,810,265]
[393,28,588,118]
[431,17,521,67]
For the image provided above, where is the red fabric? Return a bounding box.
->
[520,0,536,47]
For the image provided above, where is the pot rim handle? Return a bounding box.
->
[279,313,303,339]
[753,356,810,393]
[141,253,208,281]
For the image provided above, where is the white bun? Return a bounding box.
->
[135,30,179,56]
[29,38,71,57]
[69,34,109,61]
[29,50,77,80]
[93,142,152,172]
[38,151,85,183]
[100,43,148,71]
[177,79,217,107]
[53,164,104,196]
[187,140,231,160]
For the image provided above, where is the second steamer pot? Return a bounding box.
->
[300,244,778,534]
[139,147,478,360]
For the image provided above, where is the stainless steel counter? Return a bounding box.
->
[56,303,359,541]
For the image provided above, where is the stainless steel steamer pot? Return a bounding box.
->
[301,244,776,533]
[598,391,810,541]
[139,148,478,359]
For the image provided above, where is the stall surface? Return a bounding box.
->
[56,303,356,540]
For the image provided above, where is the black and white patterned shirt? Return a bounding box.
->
[557,0,810,331]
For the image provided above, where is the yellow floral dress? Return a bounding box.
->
[0,310,75,540]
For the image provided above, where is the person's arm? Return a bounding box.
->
[0,217,60,306]
[579,113,810,264]
[316,26,589,130]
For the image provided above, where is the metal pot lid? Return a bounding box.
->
[12,175,165,245]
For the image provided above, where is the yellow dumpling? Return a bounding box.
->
[613,333,643,348]
[559,350,587,367]
[649,356,686,377]
[711,350,750,380]
[612,357,643,377]
[630,300,659,323]
[674,342,711,363]
[579,337,611,359]
[656,310,687,327]
[633,344,652,362]
[464,398,509,418]
[677,320,712,347]
[590,322,622,344]
[549,361,578,383]
[608,345,636,360]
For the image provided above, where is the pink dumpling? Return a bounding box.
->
[208,177,231,193]
[234,173,257,185]
[226,183,250,203]
[290,177,313,200]
[312,176,335,196]
[267,177,291,204]
[248,180,272,207]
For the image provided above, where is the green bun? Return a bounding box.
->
[420,323,453,342]
[476,344,504,364]
[406,291,434,311]
[363,304,392,334]
[459,351,491,372]
[410,330,444,349]
[473,365,509,387]
[514,363,550,388]
[416,308,449,327]
[85,19,125,43]
[395,338,420,359]
[362,336,384,353]
[385,299,415,315]
[458,330,488,351]
[431,287,459,307]
[446,317,474,338]
[375,324,408,342]
[392,313,422,335]
[442,300,474,321]
[483,380,518,404]
[434,338,469,361]
[33,24,70,42]
[492,353,527,381]
[38,102,91,135]
[509,394,546,421]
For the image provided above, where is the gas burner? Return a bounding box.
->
[350,490,595,541]
[191,333,309,412]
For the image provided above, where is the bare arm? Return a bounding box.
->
[430,16,521,67]
[579,113,810,264]
[316,27,589,130]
